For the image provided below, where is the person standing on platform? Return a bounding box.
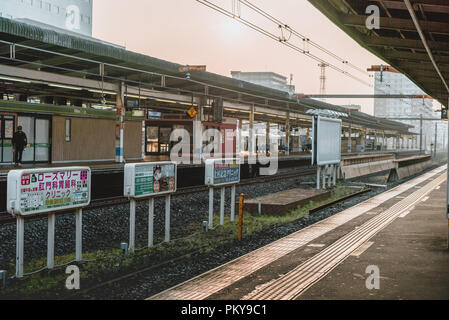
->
[12,126,27,167]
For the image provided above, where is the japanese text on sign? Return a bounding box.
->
[124,162,177,199]
[135,164,176,197]
[7,168,91,216]
[205,159,241,186]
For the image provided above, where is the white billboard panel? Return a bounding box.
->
[124,162,177,198]
[313,116,342,166]
[205,159,241,187]
[7,167,91,216]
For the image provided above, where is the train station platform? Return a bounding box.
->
[0,149,421,177]
[148,165,449,300]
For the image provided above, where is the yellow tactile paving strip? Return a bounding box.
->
[148,166,446,300]
[244,172,446,300]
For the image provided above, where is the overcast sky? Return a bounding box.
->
[93,0,388,115]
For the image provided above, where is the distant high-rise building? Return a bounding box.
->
[372,66,442,151]
[0,0,93,36]
[231,71,295,95]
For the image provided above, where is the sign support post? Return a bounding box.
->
[311,114,342,190]
[7,167,91,275]
[316,166,321,190]
[220,187,225,226]
[47,213,55,270]
[165,195,171,242]
[322,165,326,189]
[124,162,177,248]
[148,198,154,248]
[209,187,214,229]
[129,199,136,253]
[16,216,24,278]
[75,209,82,262]
[231,185,236,222]
[205,159,241,228]
[333,164,338,187]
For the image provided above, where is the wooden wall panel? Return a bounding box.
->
[124,121,143,159]
[52,116,115,162]
[52,116,143,162]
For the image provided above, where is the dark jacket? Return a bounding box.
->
[12,130,27,149]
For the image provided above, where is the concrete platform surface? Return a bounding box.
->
[148,165,449,300]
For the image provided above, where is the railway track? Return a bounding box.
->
[0,168,317,226]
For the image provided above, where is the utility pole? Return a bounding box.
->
[420,114,423,154]
[318,63,327,102]
[435,122,438,158]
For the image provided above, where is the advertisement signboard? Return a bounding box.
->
[205,159,240,187]
[312,116,342,166]
[7,167,91,216]
[124,162,177,198]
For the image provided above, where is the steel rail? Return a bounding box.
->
[0,169,317,226]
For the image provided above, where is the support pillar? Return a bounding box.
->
[420,114,423,154]
[435,123,438,158]
[266,122,270,155]
[238,119,243,155]
[347,125,352,153]
[116,82,125,163]
[285,111,290,156]
[193,108,203,164]
[249,105,255,158]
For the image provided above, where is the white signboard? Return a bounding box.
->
[7,167,91,216]
[124,162,177,198]
[312,116,342,166]
[205,159,241,187]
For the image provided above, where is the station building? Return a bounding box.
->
[0,0,93,36]
[0,18,417,166]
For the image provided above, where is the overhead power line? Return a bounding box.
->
[195,0,373,87]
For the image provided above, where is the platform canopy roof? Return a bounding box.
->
[0,17,414,134]
[307,0,449,108]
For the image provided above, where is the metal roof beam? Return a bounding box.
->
[341,13,449,35]
[0,64,117,92]
[363,35,449,53]
[372,0,449,14]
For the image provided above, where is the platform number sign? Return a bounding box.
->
[7,167,91,216]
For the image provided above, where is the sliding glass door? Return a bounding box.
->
[18,115,51,163]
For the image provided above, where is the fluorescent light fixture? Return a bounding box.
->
[125,94,148,99]
[89,89,117,95]
[155,98,198,106]
[48,83,82,90]
[224,108,249,113]
[0,76,31,84]
[179,102,198,107]
[155,98,178,104]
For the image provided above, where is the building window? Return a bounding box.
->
[65,119,71,142]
